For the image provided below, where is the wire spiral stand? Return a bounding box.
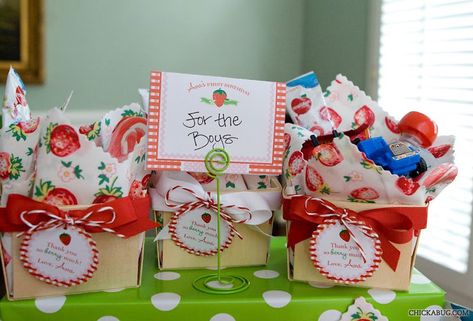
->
[192,148,250,294]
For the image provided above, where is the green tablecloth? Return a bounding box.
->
[0,237,445,321]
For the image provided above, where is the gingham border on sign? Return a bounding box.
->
[19,225,99,287]
[309,218,382,284]
[146,71,286,175]
[168,210,235,256]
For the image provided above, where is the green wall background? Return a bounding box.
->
[1,0,370,112]
[303,0,370,90]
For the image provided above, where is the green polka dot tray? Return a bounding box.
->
[0,237,444,321]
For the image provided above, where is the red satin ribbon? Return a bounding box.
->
[0,194,159,238]
[283,196,428,271]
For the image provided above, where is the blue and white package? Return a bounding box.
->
[2,67,31,127]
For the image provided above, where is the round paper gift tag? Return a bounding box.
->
[169,208,234,256]
[20,225,99,287]
[309,219,382,284]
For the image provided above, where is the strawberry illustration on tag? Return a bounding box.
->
[310,220,382,284]
[59,232,71,246]
[169,208,234,256]
[339,229,350,242]
[201,212,211,223]
[20,225,98,287]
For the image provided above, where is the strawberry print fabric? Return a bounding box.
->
[283,75,456,205]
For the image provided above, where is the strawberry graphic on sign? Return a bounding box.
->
[201,89,238,107]
[59,232,71,246]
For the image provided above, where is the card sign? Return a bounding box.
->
[146,71,286,174]
[20,226,98,287]
[168,208,233,256]
[309,220,382,283]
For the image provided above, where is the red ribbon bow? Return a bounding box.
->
[283,195,428,271]
[0,194,159,238]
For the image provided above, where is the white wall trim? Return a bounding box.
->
[37,110,106,125]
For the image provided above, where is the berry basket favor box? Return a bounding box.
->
[144,71,286,270]
[282,72,457,290]
[150,171,281,269]
[0,68,158,300]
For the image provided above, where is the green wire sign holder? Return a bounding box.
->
[192,148,250,294]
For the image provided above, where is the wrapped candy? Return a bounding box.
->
[286,71,334,135]
[2,67,31,127]
[0,68,41,204]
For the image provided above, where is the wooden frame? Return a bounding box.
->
[0,0,43,83]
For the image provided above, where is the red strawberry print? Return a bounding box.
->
[396,177,420,196]
[339,229,350,242]
[350,187,379,200]
[213,89,227,107]
[0,152,11,180]
[141,173,151,187]
[385,116,400,134]
[18,117,39,134]
[59,233,71,246]
[428,144,452,158]
[15,86,27,107]
[188,172,215,184]
[201,213,211,223]
[288,151,306,176]
[49,124,81,157]
[283,133,291,151]
[305,164,324,192]
[129,180,147,199]
[79,124,93,135]
[34,180,78,206]
[312,143,343,167]
[291,95,312,115]
[309,124,324,136]
[44,188,78,206]
[354,105,375,127]
[319,107,342,129]
[422,163,457,188]
[93,195,118,204]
